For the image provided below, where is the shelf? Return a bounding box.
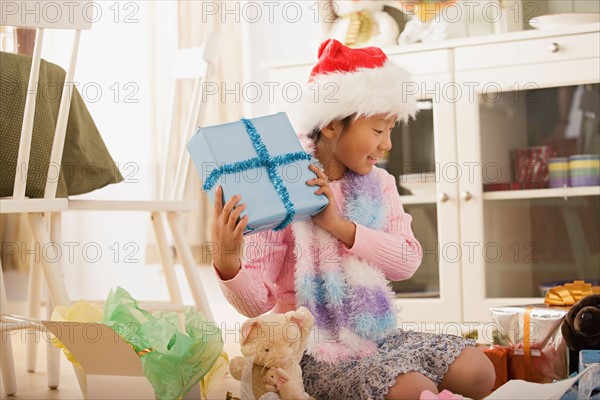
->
[482,186,600,201]
[395,291,440,299]
[399,194,437,205]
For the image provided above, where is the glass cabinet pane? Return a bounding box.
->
[386,100,436,186]
[484,196,599,297]
[381,100,440,298]
[526,85,600,157]
[478,84,599,189]
[392,204,440,298]
[479,84,600,298]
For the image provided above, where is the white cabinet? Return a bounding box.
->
[455,29,600,321]
[266,25,600,322]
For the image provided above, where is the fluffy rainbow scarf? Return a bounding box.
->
[292,170,398,364]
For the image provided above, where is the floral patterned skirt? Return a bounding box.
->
[300,330,476,400]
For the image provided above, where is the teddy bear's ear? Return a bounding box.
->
[288,306,314,327]
[240,320,261,347]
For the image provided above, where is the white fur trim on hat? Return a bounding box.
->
[287,60,418,135]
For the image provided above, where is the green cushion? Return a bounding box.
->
[0,51,123,198]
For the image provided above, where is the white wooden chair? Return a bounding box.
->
[1,3,220,395]
[10,33,223,396]
[0,0,92,395]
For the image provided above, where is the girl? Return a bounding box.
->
[211,39,495,400]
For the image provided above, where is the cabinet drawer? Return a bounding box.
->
[388,49,452,76]
[455,32,600,71]
[267,49,452,85]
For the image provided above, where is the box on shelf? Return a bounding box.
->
[490,304,569,383]
[42,321,202,400]
[512,146,555,188]
[187,112,328,235]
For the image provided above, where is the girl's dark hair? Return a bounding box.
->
[307,114,355,145]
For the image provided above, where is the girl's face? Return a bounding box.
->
[319,114,396,180]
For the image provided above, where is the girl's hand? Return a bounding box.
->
[307,164,343,233]
[211,185,248,280]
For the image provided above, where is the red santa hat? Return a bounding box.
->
[289,39,417,135]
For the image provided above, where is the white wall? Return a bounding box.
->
[41,2,155,300]
[242,1,324,117]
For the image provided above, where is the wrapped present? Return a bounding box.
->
[187,112,328,235]
[478,345,510,391]
[491,304,569,383]
[544,280,600,306]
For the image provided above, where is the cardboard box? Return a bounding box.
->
[187,112,328,235]
[42,321,201,400]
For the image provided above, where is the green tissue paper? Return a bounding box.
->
[102,287,223,399]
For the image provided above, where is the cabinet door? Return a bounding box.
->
[456,56,600,321]
[385,72,462,322]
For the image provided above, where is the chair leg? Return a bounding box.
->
[46,213,61,389]
[1,267,17,396]
[26,213,70,308]
[150,212,183,306]
[45,297,59,389]
[25,253,42,372]
[0,331,17,397]
[166,212,214,322]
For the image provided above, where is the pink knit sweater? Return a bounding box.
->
[214,167,423,318]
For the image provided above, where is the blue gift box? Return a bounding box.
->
[580,350,600,373]
[187,112,328,235]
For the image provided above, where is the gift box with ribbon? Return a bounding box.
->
[478,345,510,391]
[544,280,600,306]
[187,112,329,235]
[490,281,600,384]
[490,304,569,383]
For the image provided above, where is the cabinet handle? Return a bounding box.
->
[549,42,561,53]
[439,192,449,203]
[461,191,472,201]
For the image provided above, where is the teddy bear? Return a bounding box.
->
[561,294,600,353]
[263,367,309,399]
[229,307,315,400]
[316,0,400,48]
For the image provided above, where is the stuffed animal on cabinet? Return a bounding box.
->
[316,0,401,47]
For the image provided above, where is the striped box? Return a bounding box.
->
[549,157,569,188]
[568,155,600,187]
